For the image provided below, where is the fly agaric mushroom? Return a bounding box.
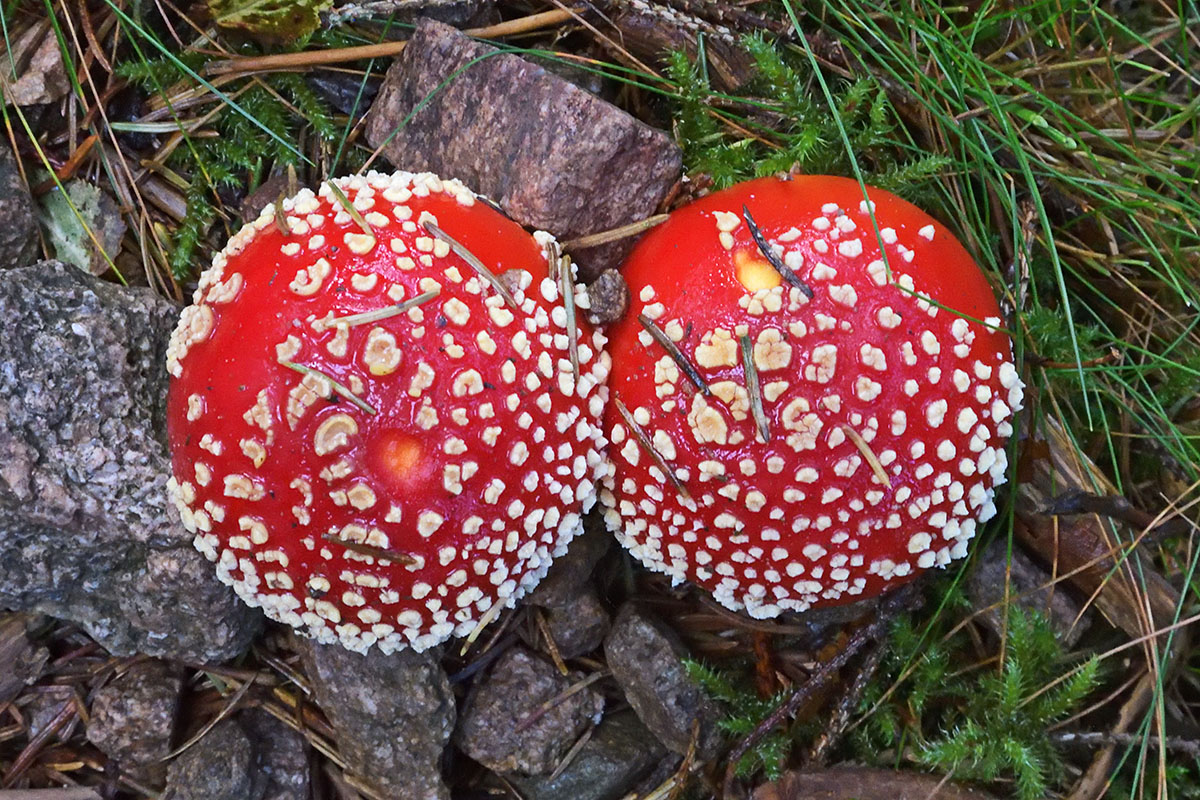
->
[601,174,1023,617]
[165,171,610,653]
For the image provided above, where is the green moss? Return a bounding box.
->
[666,36,949,201]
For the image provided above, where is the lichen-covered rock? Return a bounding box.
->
[364,19,681,276]
[457,646,605,775]
[299,637,454,800]
[604,603,722,758]
[0,261,260,661]
[86,659,182,783]
[165,718,261,800]
[0,142,37,267]
[506,710,667,800]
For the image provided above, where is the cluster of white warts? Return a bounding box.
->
[601,200,1024,619]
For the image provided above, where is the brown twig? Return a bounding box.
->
[562,214,669,249]
[205,9,579,75]
[742,204,814,299]
[614,396,691,499]
[1042,488,1192,542]
[638,314,710,396]
[1053,730,1200,758]
[320,532,418,566]
[807,637,887,764]
[721,584,922,798]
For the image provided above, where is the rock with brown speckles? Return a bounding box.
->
[364,19,681,277]
[457,645,605,775]
[0,261,261,661]
[299,637,455,800]
[239,708,311,800]
[87,659,182,784]
[505,710,668,800]
[584,270,630,325]
[604,603,723,759]
[164,718,262,800]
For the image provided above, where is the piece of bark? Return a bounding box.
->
[967,540,1090,647]
[1016,417,1180,642]
[601,2,757,91]
[752,767,1000,800]
[1,20,71,107]
[364,19,681,278]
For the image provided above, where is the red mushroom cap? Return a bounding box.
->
[166,171,610,653]
[601,174,1023,617]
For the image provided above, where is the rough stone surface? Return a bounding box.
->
[364,19,681,276]
[1,23,71,106]
[538,588,610,660]
[604,603,722,758]
[329,0,494,27]
[527,512,612,609]
[0,261,261,661]
[457,646,605,775]
[165,718,261,800]
[584,270,630,326]
[86,659,182,783]
[300,637,454,800]
[506,710,667,800]
[239,709,310,800]
[0,142,38,267]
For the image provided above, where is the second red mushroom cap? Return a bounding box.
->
[602,174,1023,616]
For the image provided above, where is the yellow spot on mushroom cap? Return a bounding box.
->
[734,249,783,292]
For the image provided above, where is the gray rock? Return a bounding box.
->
[26,684,76,738]
[506,710,667,800]
[86,659,182,783]
[604,603,722,758]
[583,270,630,326]
[525,515,611,660]
[0,613,48,708]
[364,19,681,277]
[239,709,311,800]
[0,261,261,661]
[0,142,37,267]
[457,646,604,775]
[299,637,454,800]
[531,587,610,661]
[165,718,262,800]
[527,512,611,610]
